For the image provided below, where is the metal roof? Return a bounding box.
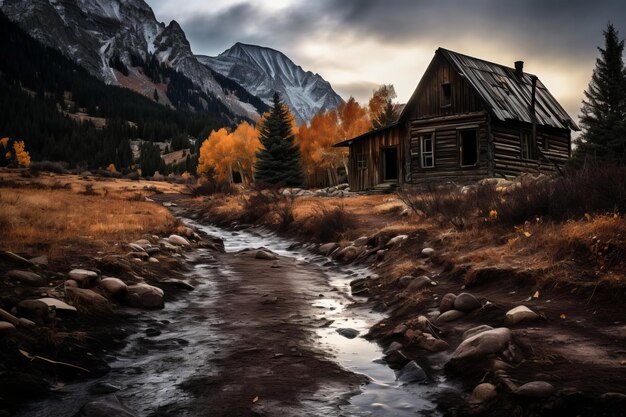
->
[437,48,579,130]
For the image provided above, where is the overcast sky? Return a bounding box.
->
[146,0,626,123]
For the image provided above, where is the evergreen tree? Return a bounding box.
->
[254,92,304,186]
[576,24,626,163]
[372,99,399,129]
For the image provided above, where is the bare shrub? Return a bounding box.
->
[305,203,357,242]
[190,178,235,196]
[397,162,626,228]
[82,184,97,196]
[29,160,68,174]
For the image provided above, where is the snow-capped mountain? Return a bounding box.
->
[198,43,345,125]
[0,0,262,120]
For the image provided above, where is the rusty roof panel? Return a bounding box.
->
[439,48,579,130]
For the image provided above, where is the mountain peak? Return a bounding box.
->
[203,43,344,124]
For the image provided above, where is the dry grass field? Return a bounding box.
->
[0,168,185,259]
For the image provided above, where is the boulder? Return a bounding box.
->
[421,247,435,257]
[414,333,449,352]
[78,395,138,417]
[168,234,191,247]
[6,270,46,287]
[514,381,555,398]
[68,269,99,288]
[384,350,410,369]
[127,251,149,260]
[66,287,110,310]
[159,279,195,291]
[64,279,78,289]
[37,297,77,313]
[392,323,408,335]
[133,239,152,248]
[148,257,159,263]
[462,325,494,341]
[318,242,339,256]
[0,321,16,333]
[99,278,127,298]
[397,361,427,383]
[17,300,52,325]
[398,275,415,288]
[352,236,369,247]
[386,235,408,247]
[454,293,481,312]
[504,305,538,326]
[336,328,359,339]
[337,245,361,262]
[255,249,279,260]
[384,341,403,354]
[406,276,435,292]
[469,383,497,404]
[128,243,146,252]
[450,328,511,362]
[407,315,433,333]
[125,284,164,309]
[439,293,457,313]
[436,310,466,323]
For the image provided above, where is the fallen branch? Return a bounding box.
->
[0,307,20,326]
[19,349,90,373]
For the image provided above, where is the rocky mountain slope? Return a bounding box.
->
[198,43,344,125]
[0,0,265,120]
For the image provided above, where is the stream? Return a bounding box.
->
[17,219,448,416]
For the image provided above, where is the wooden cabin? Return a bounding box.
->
[335,48,579,191]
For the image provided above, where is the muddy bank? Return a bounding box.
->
[167,193,626,417]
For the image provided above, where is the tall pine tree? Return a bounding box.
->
[255,92,304,186]
[576,24,626,163]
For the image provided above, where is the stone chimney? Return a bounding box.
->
[515,61,524,78]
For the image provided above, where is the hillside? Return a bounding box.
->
[0,11,221,169]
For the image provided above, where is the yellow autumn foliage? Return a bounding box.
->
[13,140,31,167]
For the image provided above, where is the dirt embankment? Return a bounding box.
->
[173,190,626,417]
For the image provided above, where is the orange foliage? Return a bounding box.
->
[231,121,260,184]
[298,97,370,185]
[12,140,31,167]
[107,163,117,173]
[197,123,261,184]
[197,128,234,182]
[368,84,396,124]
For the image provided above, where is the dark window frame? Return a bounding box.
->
[420,133,435,168]
[356,154,367,170]
[441,82,452,108]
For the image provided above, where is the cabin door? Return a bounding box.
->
[382,147,399,182]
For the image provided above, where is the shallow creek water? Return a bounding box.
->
[17,219,449,416]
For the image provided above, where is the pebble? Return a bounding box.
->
[336,328,359,339]
[504,305,539,326]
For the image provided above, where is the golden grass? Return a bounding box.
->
[0,172,180,258]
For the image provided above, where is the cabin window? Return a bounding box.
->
[441,83,452,107]
[357,155,367,170]
[420,134,435,168]
[459,129,478,167]
[520,131,537,159]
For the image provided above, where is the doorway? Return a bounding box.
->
[382,147,398,181]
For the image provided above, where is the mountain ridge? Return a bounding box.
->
[0,0,265,121]
[198,42,344,125]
